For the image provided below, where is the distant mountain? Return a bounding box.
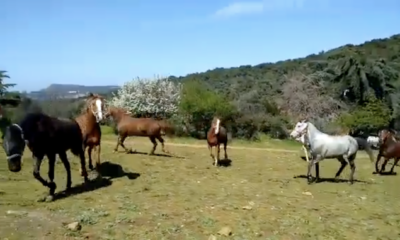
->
[27,84,120,100]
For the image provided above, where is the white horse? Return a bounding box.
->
[367,136,380,149]
[290,120,375,184]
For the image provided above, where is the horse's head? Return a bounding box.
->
[105,106,131,119]
[290,119,308,139]
[378,129,397,145]
[2,124,26,172]
[85,93,106,123]
[211,117,221,135]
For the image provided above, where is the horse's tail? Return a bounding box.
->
[354,137,375,163]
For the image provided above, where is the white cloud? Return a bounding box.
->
[214,2,265,18]
[213,0,323,18]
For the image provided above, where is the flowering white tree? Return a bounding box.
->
[110,75,181,118]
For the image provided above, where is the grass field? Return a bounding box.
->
[1,134,400,240]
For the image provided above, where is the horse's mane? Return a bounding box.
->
[306,122,322,134]
[109,106,131,115]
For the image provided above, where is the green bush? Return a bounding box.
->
[336,95,391,133]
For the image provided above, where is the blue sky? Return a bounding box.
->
[1,0,400,92]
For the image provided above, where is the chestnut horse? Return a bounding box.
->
[106,106,174,155]
[207,117,228,166]
[75,93,106,175]
[375,129,400,174]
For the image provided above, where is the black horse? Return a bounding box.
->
[1,112,88,202]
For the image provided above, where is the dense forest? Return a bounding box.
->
[1,34,400,140]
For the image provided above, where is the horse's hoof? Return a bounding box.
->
[89,165,94,171]
[307,177,314,184]
[372,171,379,175]
[89,170,101,180]
[45,195,55,202]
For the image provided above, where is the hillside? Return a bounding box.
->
[27,84,119,100]
[170,34,400,101]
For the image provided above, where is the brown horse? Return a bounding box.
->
[75,93,106,175]
[106,106,174,155]
[375,129,400,174]
[207,117,228,166]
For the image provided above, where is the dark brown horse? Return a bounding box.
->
[375,129,400,174]
[75,93,106,175]
[106,106,174,155]
[2,112,88,202]
[207,117,228,166]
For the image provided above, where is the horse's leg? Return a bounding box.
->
[114,135,121,152]
[348,156,356,185]
[389,157,400,173]
[32,154,54,202]
[224,142,228,159]
[34,153,57,202]
[208,144,215,165]
[120,135,133,153]
[374,153,382,174]
[78,148,90,182]
[87,145,94,170]
[95,143,101,173]
[307,156,321,184]
[334,156,348,181]
[58,151,72,191]
[315,162,320,182]
[156,135,169,154]
[215,143,221,166]
[149,136,157,155]
[380,157,391,173]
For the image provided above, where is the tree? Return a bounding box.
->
[333,55,398,106]
[336,94,391,133]
[179,80,236,138]
[280,72,344,122]
[0,71,16,96]
[109,76,181,118]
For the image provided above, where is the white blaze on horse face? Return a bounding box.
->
[215,119,220,134]
[94,99,103,122]
[290,122,307,138]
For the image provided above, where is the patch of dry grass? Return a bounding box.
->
[1,136,400,240]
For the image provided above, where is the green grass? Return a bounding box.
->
[1,136,400,240]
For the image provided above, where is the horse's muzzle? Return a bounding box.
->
[8,158,22,173]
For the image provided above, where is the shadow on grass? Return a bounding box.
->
[293,174,374,184]
[372,171,397,176]
[98,161,141,180]
[53,177,112,201]
[218,158,232,167]
[125,149,185,159]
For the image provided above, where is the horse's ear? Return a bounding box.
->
[88,92,94,98]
